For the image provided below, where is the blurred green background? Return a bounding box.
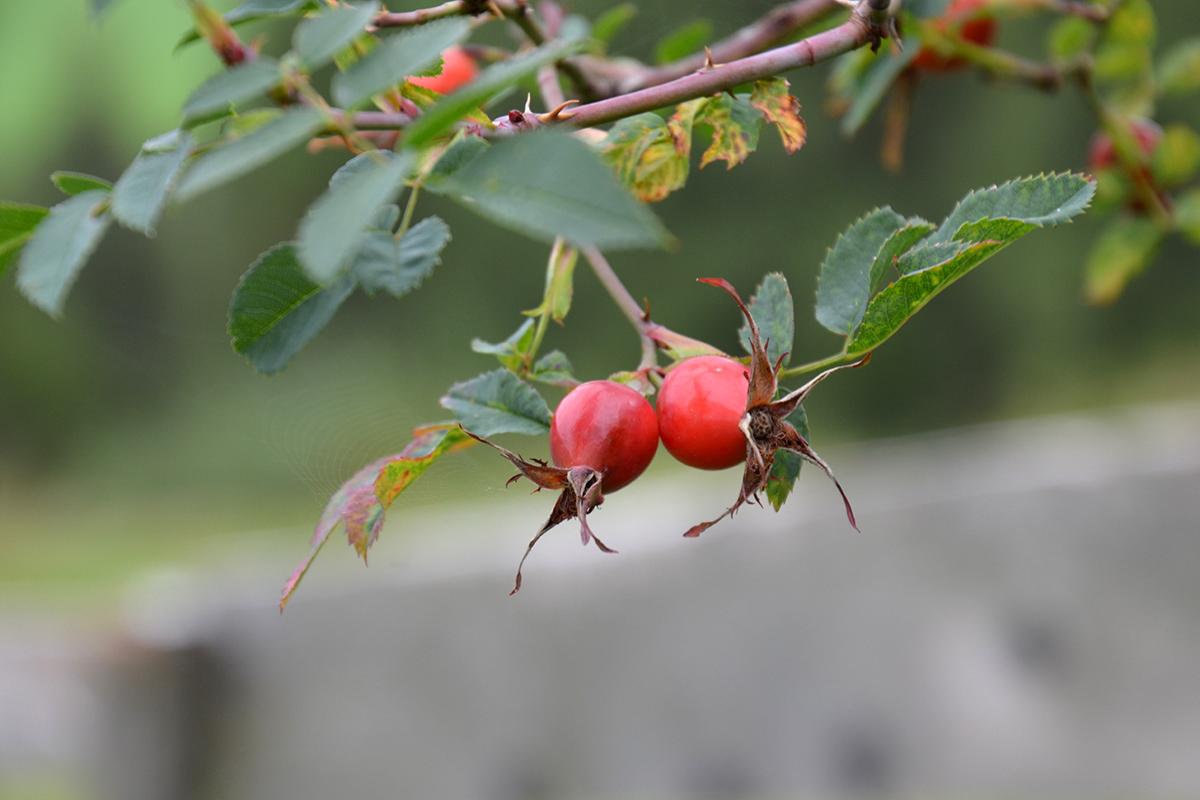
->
[1,0,1198,606]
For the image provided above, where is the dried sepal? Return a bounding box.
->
[685,278,873,538]
[461,426,613,594]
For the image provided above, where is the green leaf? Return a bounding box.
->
[403,33,587,148]
[472,319,536,372]
[738,272,794,365]
[765,404,809,512]
[293,1,380,70]
[1151,124,1200,187]
[846,238,1001,354]
[50,171,112,196]
[280,425,471,610]
[297,150,414,284]
[841,42,920,137]
[111,130,193,236]
[1048,16,1095,61]
[428,133,490,182]
[0,203,50,277]
[176,107,324,202]
[531,350,576,385]
[15,191,111,318]
[352,215,450,296]
[867,218,935,293]
[815,207,907,335]
[930,173,1095,243]
[1083,216,1163,304]
[692,94,761,170]
[181,58,283,125]
[436,130,670,250]
[176,1,318,49]
[440,369,552,436]
[1158,38,1200,95]
[332,17,470,108]
[524,240,576,323]
[592,3,637,44]
[602,112,691,203]
[1093,0,1156,116]
[1177,187,1200,246]
[228,243,356,374]
[654,19,713,65]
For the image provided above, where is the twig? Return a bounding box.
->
[581,247,658,371]
[565,13,879,129]
[613,0,840,94]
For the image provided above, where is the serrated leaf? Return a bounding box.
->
[846,238,1001,354]
[440,369,552,436]
[1083,216,1163,304]
[868,218,935,292]
[175,107,324,202]
[765,405,809,512]
[840,42,920,137]
[403,33,587,148]
[280,425,471,610]
[930,173,1095,243]
[332,17,470,108]
[750,78,806,153]
[1177,188,1200,246]
[654,19,713,65]
[472,319,536,372]
[50,172,112,196]
[437,130,670,250]
[531,350,577,386]
[181,58,283,125]
[293,1,380,70]
[228,243,355,374]
[1158,38,1200,95]
[0,203,49,277]
[1151,124,1200,187]
[738,272,794,365]
[352,215,450,296]
[298,150,414,284]
[16,191,111,317]
[111,129,193,236]
[593,3,637,44]
[694,93,761,169]
[602,111,691,202]
[815,207,907,335]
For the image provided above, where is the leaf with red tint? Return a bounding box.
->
[750,78,807,153]
[279,424,472,612]
[646,323,727,362]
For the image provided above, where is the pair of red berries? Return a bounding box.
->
[467,279,867,593]
[548,354,752,495]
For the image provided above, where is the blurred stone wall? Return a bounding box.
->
[4,403,1200,799]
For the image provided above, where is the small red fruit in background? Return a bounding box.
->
[408,46,478,94]
[912,0,998,73]
[1088,118,1162,171]
[465,380,657,593]
[657,355,750,470]
[550,380,659,492]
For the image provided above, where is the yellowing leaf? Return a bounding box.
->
[751,78,806,153]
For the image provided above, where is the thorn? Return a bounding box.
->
[536,99,579,122]
[703,47,716,71]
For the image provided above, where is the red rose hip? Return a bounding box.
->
[912,0,997,73]
[550,380,659,492]
[408,46,478,94]
[657,355,751,470]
